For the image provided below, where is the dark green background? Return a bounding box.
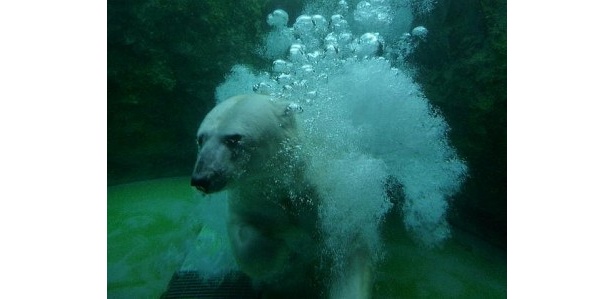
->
[108,0,506,247]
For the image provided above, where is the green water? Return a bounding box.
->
[107,177,203,298]
[108,177,505,298]
[375,223,506,298]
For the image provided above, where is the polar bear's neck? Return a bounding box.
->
[233,165,311,199]
[229,163,318,218]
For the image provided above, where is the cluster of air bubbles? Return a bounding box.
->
[217,2,466,250]
[354,0,393,31]
[412,0,437,15]
[294,14,328,37]
[385,25,428,63]
[252,0,432,100]
[254,3,432,103]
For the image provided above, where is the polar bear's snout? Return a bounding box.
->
[191,146,230,194]
[190,168,227,194]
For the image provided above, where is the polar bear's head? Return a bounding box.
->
[191,94,300,194]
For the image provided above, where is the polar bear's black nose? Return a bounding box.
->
[191,172,226,194]
[191,175,209,193]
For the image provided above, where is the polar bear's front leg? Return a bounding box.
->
[227,215,289,279]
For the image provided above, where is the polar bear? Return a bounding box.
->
[190,94,320,293]
[191,94,372,298]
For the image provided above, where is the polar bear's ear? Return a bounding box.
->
[285,102,303,115]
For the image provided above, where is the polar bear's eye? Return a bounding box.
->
[223,134,243,147]
[196,135,207,148]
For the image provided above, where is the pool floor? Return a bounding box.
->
[108,177,506,298]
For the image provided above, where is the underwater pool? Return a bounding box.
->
[108,177,505,298]
[108,0,507,297]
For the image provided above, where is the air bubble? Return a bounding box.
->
[277,73,293,85]
[339,32,353,45]
[294,15,314,36]
[253,82,274,95]
[306,90,318,99]
[289,43,306,63]
[411,26,428,39]
[273,59,291,73]
[331,14,349,33]
[301,64,315,74]
[286,102,304,114]
[356,32,382,58]
[312,15,328,35]
[324,33,338,46]
[267,9,289,28]
[307,51,322,62]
